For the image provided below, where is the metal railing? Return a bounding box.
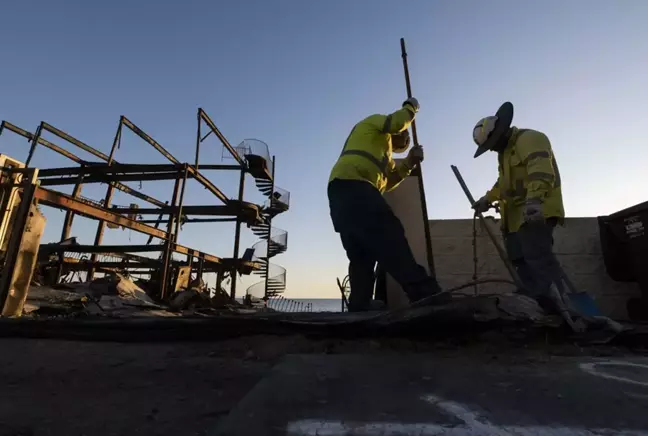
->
[233,139,271,166]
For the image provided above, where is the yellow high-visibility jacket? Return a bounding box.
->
[485,127,565,233]
[328,104,416,193]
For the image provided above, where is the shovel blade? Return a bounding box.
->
[566,292,601,317]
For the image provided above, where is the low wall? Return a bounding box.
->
[429,217,641,319]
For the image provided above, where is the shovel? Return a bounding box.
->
[560,272,602,317]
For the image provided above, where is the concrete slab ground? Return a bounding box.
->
[215,354,648,436]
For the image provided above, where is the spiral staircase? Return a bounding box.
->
[235,139,290,300]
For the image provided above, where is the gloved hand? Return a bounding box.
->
[406,145,424,167]
[472,195,491,213]
[403,97,420,113]
[523,198,544,223]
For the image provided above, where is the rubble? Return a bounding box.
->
[21,270,251,319]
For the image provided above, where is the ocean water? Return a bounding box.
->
[267,298,343,313]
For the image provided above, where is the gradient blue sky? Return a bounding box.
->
[1,0,647,298]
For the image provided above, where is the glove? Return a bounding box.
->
[523,198,544,223]
[406,145,424,167]
[403,97,420,113]
[472,195,491,214]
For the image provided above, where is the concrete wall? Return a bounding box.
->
[429,217,641,319]
[383,167,432,309]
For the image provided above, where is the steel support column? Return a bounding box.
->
[88,121,122,280]
[230,168,246,300]
[160,174,183,299]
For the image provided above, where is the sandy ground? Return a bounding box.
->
[0,335,643,436]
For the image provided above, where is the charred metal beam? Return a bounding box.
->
[174,167,189,242]
[160,176,182,298]
[0,122,85,164]
[121,117,180,164]
[138,218,238,224]
[108,204,258,217]
[186,165,229,204]
[61,262,157,271]
[37,164,184,177]
[146,208,167,245]
[40,171,181,186]
[60,170,85,241]
[34,187,168,240]
[112,183,166,208]
[231,168,246,300]
[41,122,111,162]
[43,244,164,253]
[34,188,229,266]
[172,245,220,264]
[190,164,241,171]
[0,123,167,208]
[89,119,123,280]
[198,108,245,166]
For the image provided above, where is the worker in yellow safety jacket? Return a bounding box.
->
[328,98,443,312]
[471,102,567,311]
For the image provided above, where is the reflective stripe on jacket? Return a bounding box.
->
[328,104,416,193]
[485,127,565,232]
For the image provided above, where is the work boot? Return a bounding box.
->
[405,278,451,307]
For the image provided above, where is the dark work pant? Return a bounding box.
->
[504,218,565,302]
[328,179,431,311]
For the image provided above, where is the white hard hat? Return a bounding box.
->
[472,102,514,158]
[473,116,498,147]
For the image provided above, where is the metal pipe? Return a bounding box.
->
[450,165,524,290]
[398,38,436,276]
[399,38,418,145]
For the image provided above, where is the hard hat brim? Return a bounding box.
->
[474,102,514,158]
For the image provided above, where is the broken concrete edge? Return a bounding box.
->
[0,313,645,349]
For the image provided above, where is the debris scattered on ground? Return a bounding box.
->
[23,272,246,319]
